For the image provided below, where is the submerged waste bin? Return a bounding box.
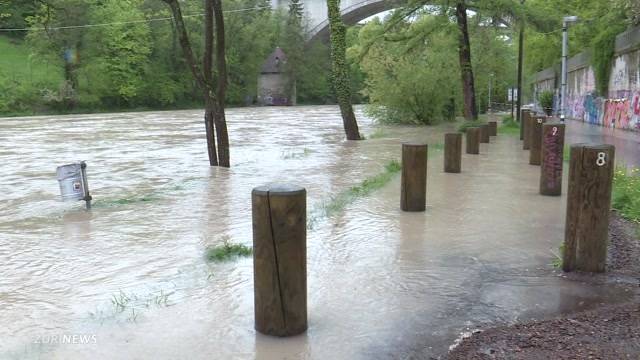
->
[56,161,92,209]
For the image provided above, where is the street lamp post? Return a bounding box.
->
[488,73,494,114]
[560,15,578,121]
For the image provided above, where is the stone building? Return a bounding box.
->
[257,47,296,106]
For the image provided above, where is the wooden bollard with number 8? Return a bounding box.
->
[563,144,615,273]
[540,123,565,195]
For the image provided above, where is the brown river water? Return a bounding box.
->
[0,106,637,359]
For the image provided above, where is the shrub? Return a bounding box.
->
[538,90,554,115]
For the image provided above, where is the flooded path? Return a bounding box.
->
[0,107,638,359]
[566,119,640,169]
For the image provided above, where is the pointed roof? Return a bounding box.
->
[260,47,288,74]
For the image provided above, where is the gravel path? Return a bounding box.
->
[446,212,640,360]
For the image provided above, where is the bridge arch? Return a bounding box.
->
[305,0,404,43]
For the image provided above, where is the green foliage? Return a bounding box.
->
[0,35,64,114]
[327,0,358,115]
[525,0,634,96]
[357,16,460,125]
[612,167,640,223]
[592,25,625,96]
[551,243,564,268]
[83,0,152,106]
[206,239,252,262]
[470,21,516,114]
[498,115,520,135]
[538,90,553,114]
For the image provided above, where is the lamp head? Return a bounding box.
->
[563,16,578,23]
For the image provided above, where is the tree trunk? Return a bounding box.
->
[455,1,478,121]
[212,0,230,167]
[164,0,229,167]
[327,0,362,140]
[204,94,218,166]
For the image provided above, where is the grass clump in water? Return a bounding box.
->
[281,147,313,160]
[206,239,252,262]
[457,121,485,133]
[612,167,640,223]
[112,196,157,205]
[551,243,565,269]
[316,160,401,220]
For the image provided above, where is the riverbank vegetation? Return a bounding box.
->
[612,167,640,224]
[2,0,638,122]
[0,0,338,116]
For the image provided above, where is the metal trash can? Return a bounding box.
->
[56,161,91,207]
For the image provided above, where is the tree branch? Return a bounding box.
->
[162,0,206,90]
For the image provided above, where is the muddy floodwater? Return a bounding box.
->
[1,106,638,359]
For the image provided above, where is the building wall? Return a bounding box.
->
[532,26,640,132]
[257,73,295,106]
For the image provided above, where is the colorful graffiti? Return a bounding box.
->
[533,44,640,132]
[603,99,631,128]
[583,94,602,125]
[557,92,640,131]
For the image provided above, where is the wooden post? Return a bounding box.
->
[529,116,546,165]
[401,143,427,211]
[466,127,480,155]
[252,184,307,336]
[488,121,497,136]
[520,109,531,140]
[480,124,490,143]
[523,114,534,150]
[540,123,565,196]
[563,144,615,273]
[444,133,462,173]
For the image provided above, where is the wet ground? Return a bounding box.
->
[0,107,638,359]
[566,120,640,169]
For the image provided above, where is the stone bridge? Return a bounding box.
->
[271,0,404,42]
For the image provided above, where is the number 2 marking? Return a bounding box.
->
[596,152,606,167]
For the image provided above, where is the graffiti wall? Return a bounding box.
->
[564,92,640,131]
[533,27,640,132]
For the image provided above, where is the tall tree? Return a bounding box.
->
[327,0,362,140]
[162,0,230,167]
[282,0,304,103]
[455,1,478,121]
[26,0,93,93]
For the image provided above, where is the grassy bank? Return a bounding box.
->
[309,160,402,228]
[612,167,640,224]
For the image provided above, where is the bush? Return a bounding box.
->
[358,17,459,125]
[538,90,554,115]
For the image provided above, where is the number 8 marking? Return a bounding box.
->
[596,152,606,167]
[552,126,558,136]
